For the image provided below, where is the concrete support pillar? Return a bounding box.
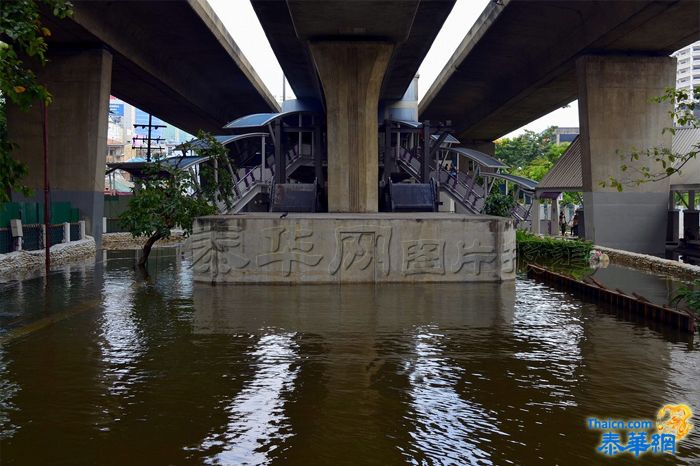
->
[550,200,560,236]
[310,42,394,212]
[531,198,541,235]
[577,55,674,253]
[63,222,70,243]
[8,49,113,247]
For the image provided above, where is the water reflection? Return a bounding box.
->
[98,275,143,398]
[401,326,501,465]
[200,332,299,465]
[0,250,697,465]
[0,346,20,439]
[512,281,584,408]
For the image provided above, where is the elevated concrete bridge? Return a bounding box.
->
[419,0,699,144]
[8,0,278,243]
[420,0,700,253]
[8,0,700,254]
[251,0,456,212]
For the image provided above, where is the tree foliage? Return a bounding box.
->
[601,86,700,191]
[119,132,236,267]
[483,189,516,217]
[0,0,73,202]
[495,126,557,170]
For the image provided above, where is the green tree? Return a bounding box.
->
[119,132,236,267]
[602,86,700,191]
[495,126,557,170]
[483,189,516,217]
[0,0,73,202]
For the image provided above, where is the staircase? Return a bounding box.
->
[228,144,313,213]
[396,148,485,214]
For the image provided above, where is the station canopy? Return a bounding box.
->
[224,99,322,130]
[432,133,460,145]
[182,132,268,151]
[488,172,538,192]
[106,155,212,177]
[447,147,508,170]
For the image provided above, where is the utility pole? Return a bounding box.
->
[42,101,50,275]
[132,113,166,161]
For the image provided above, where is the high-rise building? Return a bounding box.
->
[672,40,700,119]
[107,97,193,162]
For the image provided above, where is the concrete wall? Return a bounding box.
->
[577,55,675,254]
[7,49,112,246]
[190,213,515,284]
[310,42,394,213]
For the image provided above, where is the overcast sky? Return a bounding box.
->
[207,0,580,139]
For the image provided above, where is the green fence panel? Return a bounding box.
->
[50,202,72,223]
[0,203,21,228]
[21,203,40,225]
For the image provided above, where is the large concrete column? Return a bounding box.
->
[8,48,112,245]
[577,56,675,254]
[310,42,394,212]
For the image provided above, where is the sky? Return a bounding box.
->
[207,0,580,139]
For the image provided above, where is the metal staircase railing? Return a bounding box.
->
[229,144,313,213]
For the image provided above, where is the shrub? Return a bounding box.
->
[671,281,700,317]
[516,230,593,267]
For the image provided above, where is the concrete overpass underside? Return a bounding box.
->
[8,0,278,244]
[251,0,456,212]
[42,0,278,133]
[420,0,700,143]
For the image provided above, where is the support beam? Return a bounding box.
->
[577,55,674,254]
[273,119,284,184]
[7,48,112,246]
[311,42,393,212]
[422,123,432,183]
[383,120,393,184]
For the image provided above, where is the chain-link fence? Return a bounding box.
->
[0,228,12,254]
[70,223,81,241]
[106,218,128,233]
[48,225,64,247]
[22,224,43,251]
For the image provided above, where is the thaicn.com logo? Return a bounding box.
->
[587,404,694,457]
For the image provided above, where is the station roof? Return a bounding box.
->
[670,127,700,191]
[535,136,582,197]
[448,147,508,169]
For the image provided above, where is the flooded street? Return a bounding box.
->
[0,250,698,465]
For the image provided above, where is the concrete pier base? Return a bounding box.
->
[191,213,515,284]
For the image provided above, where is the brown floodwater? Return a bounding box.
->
[0,249,698,465]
